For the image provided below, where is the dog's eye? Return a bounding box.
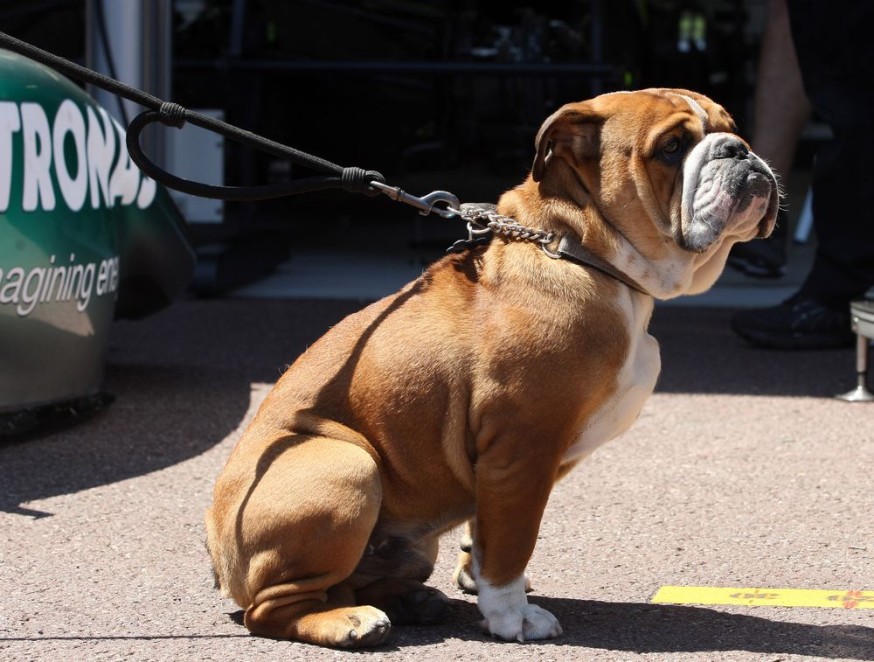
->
[658,137,685,164]
[662,138,681,155]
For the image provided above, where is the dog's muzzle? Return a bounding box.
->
[679,133,779,252]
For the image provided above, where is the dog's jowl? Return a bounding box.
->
[205,88,779,648]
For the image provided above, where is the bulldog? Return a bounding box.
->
[205,88,779,647]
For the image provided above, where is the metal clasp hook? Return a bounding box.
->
[369,181,460,219]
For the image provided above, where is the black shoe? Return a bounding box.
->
[731,293,855,349]
[727,210,788,279]
[727,238,787,278]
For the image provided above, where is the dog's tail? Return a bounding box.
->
[204,506,240,600]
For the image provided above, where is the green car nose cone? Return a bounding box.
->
[0,49,195,436]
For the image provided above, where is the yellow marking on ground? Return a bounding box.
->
[651,586,874,609]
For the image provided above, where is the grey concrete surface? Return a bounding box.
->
[2,298,873,661]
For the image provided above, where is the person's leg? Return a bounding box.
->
[798,123,874,308]
[728,0,811,278]
[750,0,810,181]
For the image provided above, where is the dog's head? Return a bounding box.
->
[520,88,780,297]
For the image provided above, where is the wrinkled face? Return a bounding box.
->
[532,88,780,256]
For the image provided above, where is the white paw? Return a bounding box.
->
[481,602,563,642]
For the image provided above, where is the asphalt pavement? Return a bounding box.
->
[2,289,873,661]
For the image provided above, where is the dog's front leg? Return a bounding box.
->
[471,452,562,642]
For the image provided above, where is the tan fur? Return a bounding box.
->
[205,88,778,647]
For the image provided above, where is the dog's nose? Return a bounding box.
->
[714,138,749,160]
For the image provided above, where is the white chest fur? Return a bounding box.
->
[563,295,661,464]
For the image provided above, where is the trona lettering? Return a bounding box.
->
[0,254,120,316]
[0,98,156,213]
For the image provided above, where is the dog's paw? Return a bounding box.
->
[384,586,450,625]
[481,603,562,642]
[340,607,392,648]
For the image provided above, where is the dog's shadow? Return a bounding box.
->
[228,596,874,658]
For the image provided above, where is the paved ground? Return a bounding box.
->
[2,294,873,661]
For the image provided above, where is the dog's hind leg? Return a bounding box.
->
[245,577,391,647]
[211,435,389,647]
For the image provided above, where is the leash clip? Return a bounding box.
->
[369,181,460,218]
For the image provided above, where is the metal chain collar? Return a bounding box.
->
[447,206,559,256]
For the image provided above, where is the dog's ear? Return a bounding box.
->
[532,105,603,182]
